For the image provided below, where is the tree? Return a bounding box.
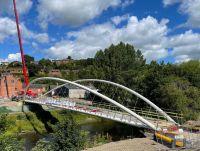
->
[32,140,53,151]
[67,56,72,60]
[8,61,22,67]
[39,58,52,67]
[0,114,24,151]
[0,114,7,135]
[24,55,34,64]
[93,42,146,83]
[138,61,164,105]
[0,137,24,151]
[178,60,200,88]
[160,76,200,120]
[50,115,86,151]
[28,63,40,77]
[39,58,54,72]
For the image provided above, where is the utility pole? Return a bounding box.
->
[13,0,29,86]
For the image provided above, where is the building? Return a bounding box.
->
[7,67,23,75]
[53,85,86,99]
[29,84,46,95]
[0,73,23,98]
[38,69,46,76]
[52,85,98,99]
[0,67,29,78]
[31,61,39,65]
[48,69,62,77]
[51,58,72,66]
[62,69,79,75]
[0,62,9,66]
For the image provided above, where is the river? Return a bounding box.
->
[22,119,145,150]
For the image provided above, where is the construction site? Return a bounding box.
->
[0,0,199,151]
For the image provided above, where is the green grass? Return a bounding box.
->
[3,110,101,137]
[4,112,46,136]
[0,107,12,113]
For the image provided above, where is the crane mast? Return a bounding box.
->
[13,0,29,86]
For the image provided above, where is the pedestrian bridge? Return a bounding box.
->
[24,77,182,131]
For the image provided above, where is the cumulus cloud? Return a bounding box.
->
[44,14,200,63]
[44,16,169,62]
[179,0,200,28]
[163,0,181,6]
[111,14,129,25]
[174,55,192,63]
[0,53,21,63]
[0,0,32,16]
[0,17,16,42]
[37,0,134,29]
[0,17,49,43]
[168,30,200,63]
[163,0,200,28]
[33,33,49,43]
[122,0,134,8]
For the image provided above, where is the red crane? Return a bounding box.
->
[12,0,37,98]
[13,0,29,86]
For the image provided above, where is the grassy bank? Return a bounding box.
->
[2,109,101,137]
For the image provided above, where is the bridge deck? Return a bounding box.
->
[25,97,174,129]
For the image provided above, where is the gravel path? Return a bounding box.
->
[83,138,169,151]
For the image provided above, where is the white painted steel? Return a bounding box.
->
[24,77,158,130]
[47,79,176,124]
[75,79,176,124]
[25,97,148,128]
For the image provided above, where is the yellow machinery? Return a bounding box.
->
[155,128,185,148]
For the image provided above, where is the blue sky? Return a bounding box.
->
[0,0,200,63]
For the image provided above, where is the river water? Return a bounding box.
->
[22,119,145,150]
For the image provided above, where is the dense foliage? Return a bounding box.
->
[32,114,86,151]
[0,114,24,151]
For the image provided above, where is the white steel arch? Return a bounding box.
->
[24,77,158,130]
[45,79,176,124]
[74,79,176,124]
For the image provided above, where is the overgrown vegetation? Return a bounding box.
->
[0,110,114,151]
[32,114,86,151]
[0,114,24,151]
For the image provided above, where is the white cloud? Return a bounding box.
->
[168,30,200,63]
[122,0,134,8]
[174,55,191,63]
[34,33,49,43]
[179,0,200,28]
[7,53,21,62]
[44,14,200,63]
[37,0,133,29]
[111,14,129,25]
[0,17,49,43]
[0,0,32,16]
[163,0,200,28]
[0,17,16,42]
[45,16,169,62]
[31,42,38,49]
[0,53,21,63]
[163,0,181,6]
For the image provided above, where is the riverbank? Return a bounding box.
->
[2,109,102,136]
[1,108,147,150]
[83,138,169,151]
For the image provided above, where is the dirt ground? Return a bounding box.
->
[0,101,19,107]
[83,138,169,151]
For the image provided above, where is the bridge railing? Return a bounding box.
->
[91,102,183,120]
[24,77,163,130]
[74,79,179,125]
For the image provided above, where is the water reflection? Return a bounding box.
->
[22,119,144,150]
